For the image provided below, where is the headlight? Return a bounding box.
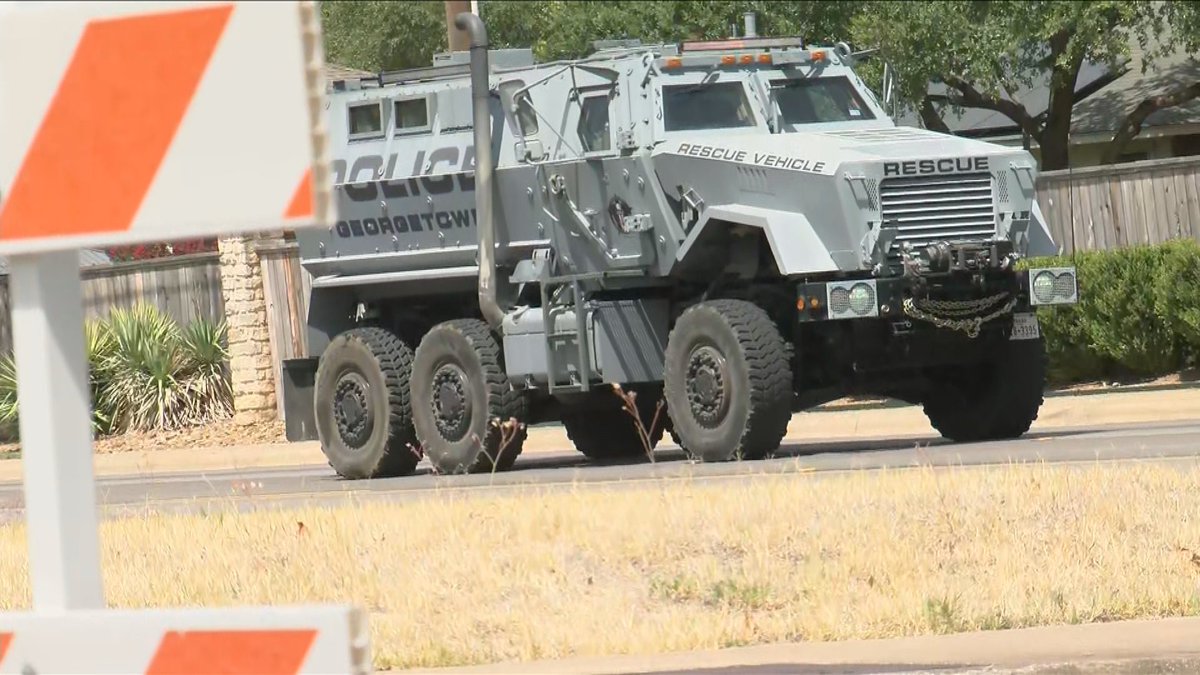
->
[824,279,879,319]
[1028,266,1078,306]
[1032,271,1055,304]
[829,287,850,314]
[1053,271,1075,298]
[848,283,875,315]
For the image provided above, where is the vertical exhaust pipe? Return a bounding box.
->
[454,11,504,328]
[743,11,757,38]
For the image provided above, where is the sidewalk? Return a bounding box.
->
[1,385,1199,482]
[399,615,1200,674]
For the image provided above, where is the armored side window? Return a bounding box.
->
[577,95,611,153]
[770,76,876,125]
[348,101,383,138]
[394,97,430,131]
[662,81,756,132]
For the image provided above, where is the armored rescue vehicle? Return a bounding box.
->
[282,13,1078,479]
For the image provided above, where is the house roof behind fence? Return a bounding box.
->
[0,248,112,276]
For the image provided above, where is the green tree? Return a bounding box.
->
[320,1,446,72]
[851,0,1200,170]
[319,1,861,72]
[317,1,563,72]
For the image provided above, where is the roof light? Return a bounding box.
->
[739,54,754,64]
[680,36,806,52]
[664,57,682,69]
[812,50,826,62]
[757,53,772,64]
[721,55,736,65]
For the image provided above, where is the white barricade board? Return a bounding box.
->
[0,0,333,253]
[0,606,370,674]
[0,2,357,673]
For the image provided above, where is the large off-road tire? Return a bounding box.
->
[411,319,529,474]
[663,299,793,462]
[562,384,667,461]
[314,327,420,479]
[922,334,1047,442]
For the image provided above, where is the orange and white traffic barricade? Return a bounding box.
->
[0,2,362,672]
[0,606,369,673]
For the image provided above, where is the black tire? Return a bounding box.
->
[562,384,667,461]
[663,299,793,462]
[411,319,528,474]
[313,327,420,479]
[922,335,1047,442]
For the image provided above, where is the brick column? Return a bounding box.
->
[217,234,277,425]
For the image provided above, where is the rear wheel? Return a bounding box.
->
[663,299,792,462]
[411,319,528,474]
[562,384,667,461]
[922,334,1047,442]
[314,327,420,479]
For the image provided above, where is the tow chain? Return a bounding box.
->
[901,292,1017,339]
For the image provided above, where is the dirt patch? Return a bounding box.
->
[0,417,287,458]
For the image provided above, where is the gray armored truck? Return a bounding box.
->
[282,13,1078,479]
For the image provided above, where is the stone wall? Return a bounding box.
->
[217,234,278,425]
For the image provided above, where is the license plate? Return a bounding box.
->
[1010,312,1040,341]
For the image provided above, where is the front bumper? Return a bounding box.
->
[795,265,1078,324]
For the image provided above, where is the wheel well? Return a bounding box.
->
[671,219,782,284]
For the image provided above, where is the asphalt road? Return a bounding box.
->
[3,418,1200,519]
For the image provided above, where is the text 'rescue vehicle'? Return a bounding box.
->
[283,13,1078,479]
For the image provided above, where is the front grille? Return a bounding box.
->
[878,172,996,259]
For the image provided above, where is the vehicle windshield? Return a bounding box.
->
[662,81,757,131]
[771,76,875,125]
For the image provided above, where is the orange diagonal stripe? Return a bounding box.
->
[285,167,315,219]
[0,4,234,241]
[145,630,317,675]
[0,632,11,664]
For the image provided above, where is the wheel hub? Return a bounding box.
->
[334,372,374,449]
[686,345,729,428]
[431,364,472,441]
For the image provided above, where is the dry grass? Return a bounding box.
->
[3,462,1200,670]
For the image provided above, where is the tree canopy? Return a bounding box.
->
[852,0,1200,169]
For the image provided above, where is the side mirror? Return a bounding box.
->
[882,62,895,107]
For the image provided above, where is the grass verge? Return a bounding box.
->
[3,462,1200,670]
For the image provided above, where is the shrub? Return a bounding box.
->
[1026,238,1200,384]
[1077,244,1179,376]
[99,305,233,432]
[1152,238,1200,366]
[0,305,232,442]
[0,318,121,441]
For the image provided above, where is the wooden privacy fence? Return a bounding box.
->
[1036,156,1200,255]
[0,252,225,355]
[257,240,313,421]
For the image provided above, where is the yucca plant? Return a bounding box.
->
[0,317,123,441]
[85,317,118,435]
[0,353,17,441]
[178,317,233,424]
[99,304,234,432]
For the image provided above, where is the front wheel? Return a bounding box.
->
[663,299,793,462]
[411,319,528,474]
[922,330,1047,442]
